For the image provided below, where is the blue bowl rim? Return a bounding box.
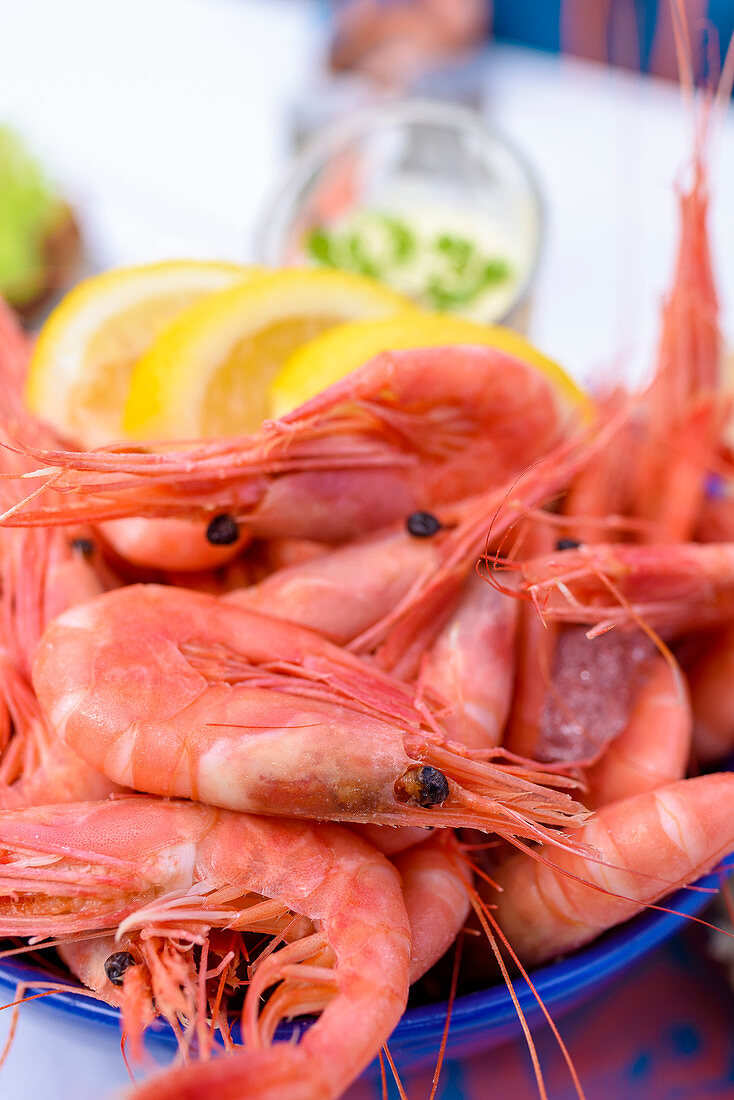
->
[0,861,726,1052]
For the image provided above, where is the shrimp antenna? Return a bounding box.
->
[380,1044,408,1100]
[470,884,587,1100]
[120,1030,137,1086]
[467,885,550,1100]
[428,929,465,1100]
[670,0,696,107]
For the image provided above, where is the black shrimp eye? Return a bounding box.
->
[555,537,581,551]
[206,514,240,546]
[394,765,450,808]
[406,512,443,538]
[71,537,95,557]
[104,951,136,987]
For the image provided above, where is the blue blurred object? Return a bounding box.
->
[492,0,732,78]
[332,1,733,80]
[493,0,658,70]
[0,864,723,1077]
[493,0,563,53]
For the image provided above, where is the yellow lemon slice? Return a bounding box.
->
[26,260,258,447]
[271,313,590,421]
[124,268,413,440]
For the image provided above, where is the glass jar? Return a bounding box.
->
[255,99,543,332]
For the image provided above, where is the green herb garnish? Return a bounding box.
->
[305,208,513,314]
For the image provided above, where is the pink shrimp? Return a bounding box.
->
[229,527,442,646]
[583,653,692,807]
[353,823,431,856]
[0,296,30,396]
[233,526,516,752]
[1,345,580,540]
[0,376,120,812]
[421,574,517,749]
[684,624,734,761]
[0,797,411,1098]
[632,19,727,541]
[0,520,119,808]
[561,389,641,544]
[490,771,734,967]
[508,540,734,637]
[503,533,662,770]
[57,830,466,1022]
[503,520,659,767]
[227,424,592,669]
[98,515,250,573]
[394,831,471,984]
[0,297,252,576]
[696,491,734,544]
[559,25,728,547]
[33,583,588,845]
[503,522,559,759]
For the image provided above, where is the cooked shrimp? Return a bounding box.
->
[261,537,328,571]
[33,584,588,845]
[0,296,30,397]
[422,574,517,749]
[351,823,431,856]
[584,653,692,807]
[696,491,734,544]
[632,57,726,541]
[98,516,250,573]
[394,831,471,983]
[510,540,734,636]
[1,345,579,540]
[0,520,118,808]
[503,522,559,760]
[235,537,517,750]
[491,772,734,966]
[59,830,461,1014]
[685,625,734,761]
[0,797,411,1099]
[562,389,640,545]
[355,426,603,675]
[229,528,441,646]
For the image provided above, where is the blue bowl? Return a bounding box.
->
[0,866,723,1075]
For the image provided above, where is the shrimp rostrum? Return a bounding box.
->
[32,584,588,847]
[0,797,411,1100]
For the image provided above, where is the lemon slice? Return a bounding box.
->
[123,269,413,440]
[271,313,590,421]
[26,260,259,447]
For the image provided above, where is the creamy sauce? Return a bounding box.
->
[304,177,537,323]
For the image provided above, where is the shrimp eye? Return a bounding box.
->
[555,538,581,551]
[104,951,136,986]
[71,537,95,557]
[395,765,450,808]
[206,514,240,545]
[406,512,442,538]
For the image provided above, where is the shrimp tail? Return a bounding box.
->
[492,771,734,966]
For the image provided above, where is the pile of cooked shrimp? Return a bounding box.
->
[1,105,734,1100]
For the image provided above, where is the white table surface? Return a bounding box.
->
[1,3,734,1097]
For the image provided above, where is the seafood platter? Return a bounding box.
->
[1,24,734,1100]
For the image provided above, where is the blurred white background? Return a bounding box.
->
[2,0,734,388]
